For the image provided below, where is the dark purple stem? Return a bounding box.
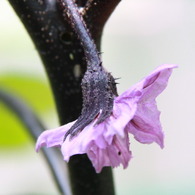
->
[58,0,101,71]
[7,0,120,194]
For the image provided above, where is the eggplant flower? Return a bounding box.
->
[36,64,177,173]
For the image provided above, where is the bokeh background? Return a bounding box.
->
[0,0,195,194]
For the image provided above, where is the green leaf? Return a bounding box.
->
[0,103,31,147]
[0,74,55,147]
[0,74,55,113]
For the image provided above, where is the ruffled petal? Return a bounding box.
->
[35,121,75,152]
[61,118,106,161]
[60,112,132,172]
[87,133,132,173]
[125,64,177,148]
[108,90,141,140]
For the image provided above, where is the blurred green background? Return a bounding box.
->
[1,0,195,194]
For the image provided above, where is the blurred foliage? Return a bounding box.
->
[0,74,55,147]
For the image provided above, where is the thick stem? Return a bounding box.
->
[8,0,118,194]
[8,0,85,124]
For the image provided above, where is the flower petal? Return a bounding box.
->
[110,90,141,139]
[35,121,75,152]
[60,112,132,172]
[87,133,132,173]
[61,118,106,161]
[125,64,177,148]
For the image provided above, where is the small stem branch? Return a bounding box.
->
[0,89,71,195]
[58,0,101,70]
[83,0,121,47]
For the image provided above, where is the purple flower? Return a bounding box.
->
[36,64,177,173]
